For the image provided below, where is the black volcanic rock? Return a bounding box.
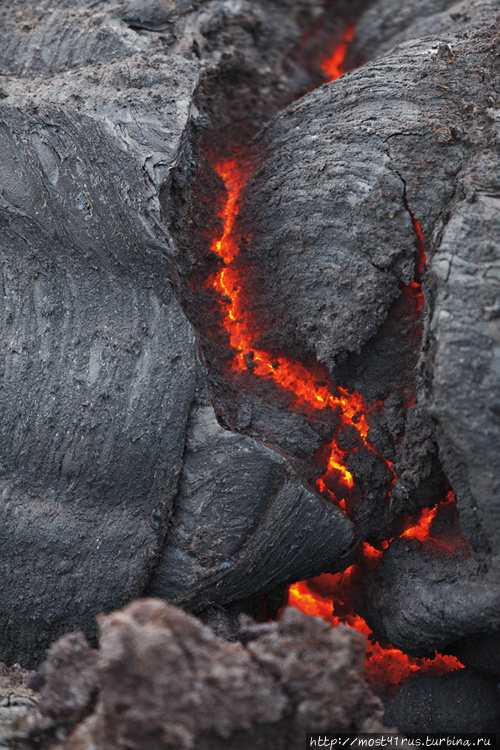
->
[216,13,500,645]
[0,52,200,667]
[385,670,500,734]
[364,538,500,655]
[0,0,354,667]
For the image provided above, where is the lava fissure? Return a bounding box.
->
[208,156,388,498]
[199,20,466,697]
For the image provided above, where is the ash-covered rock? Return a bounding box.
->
[384,670,500,734]
[0,0,326,139]
[0,50,200,668]
[46,598,389,750]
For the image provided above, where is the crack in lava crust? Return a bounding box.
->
[209,158,379,495]
[203,34,465,695]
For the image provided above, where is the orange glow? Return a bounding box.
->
[287,492,467,694]
[205,38,465,694]
[209,158,378,497]
[400,505,439,542]
[321,25,355,81]
[404,217,427,314]
[288,569,464,695]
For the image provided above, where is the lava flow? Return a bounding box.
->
[321,24,356,81]
[209,157,374,490]
[204,28,465,696]
[289,491,467,694]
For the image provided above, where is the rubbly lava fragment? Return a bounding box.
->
[53,599,390,750]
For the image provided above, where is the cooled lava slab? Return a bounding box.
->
[0,0,353,666]
[148,362,351,610]
[228,14,500,647]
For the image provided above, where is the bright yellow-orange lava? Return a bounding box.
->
[321,24,356,81]
[209,158,374,491]
[205,30,464,696]
[288,575,464,695]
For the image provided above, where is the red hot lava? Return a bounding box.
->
[209,158,375,491]
[289,491,467,694]
[204,30,465,695]
[321,24,356,81]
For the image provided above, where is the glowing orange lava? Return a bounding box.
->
[321,24,355,81]
[400,505,439,542]
[205,29,464,697]
[287,502,466,695]
[209,158,375,491]
[289,572,464,695]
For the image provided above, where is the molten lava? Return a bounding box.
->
[321,25,355,81]
[204,27,465,697]
[288,571,464,696]
[288,494,466,695]
[209,158,375,491]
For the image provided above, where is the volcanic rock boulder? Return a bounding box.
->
[47,599,389,750]
[0,0,356,666]
[215,16,500,646]
[0,51,200,667]
[364,539,500,655]
[148,363,352,611]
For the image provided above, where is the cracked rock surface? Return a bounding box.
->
[224,16,500,649]
[0,0,354,666]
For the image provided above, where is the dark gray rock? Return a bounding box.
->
[364,538,500,655]
[425,153,500,559]
[149,364,353,610]
[0,0,357,668]
[346,0,498,67]
[445,631,500,676]
[384,670,500,734]
[0,53,199,667]
[0,0,325,142]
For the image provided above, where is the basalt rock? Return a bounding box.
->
[0,51,199,667]
[52,599,389,750]
[0,0,354,666]
[220,13,499,588]
[0,0,327,141]
[364,538,500,655]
